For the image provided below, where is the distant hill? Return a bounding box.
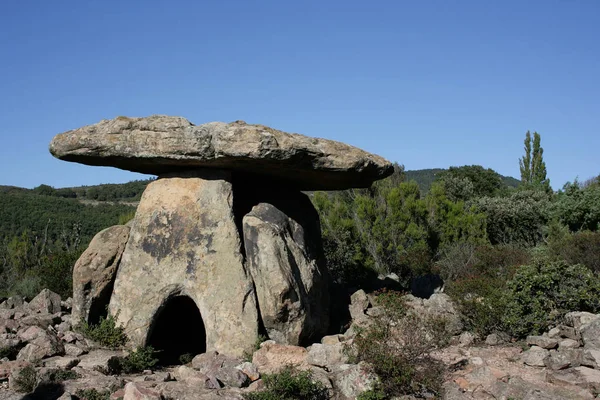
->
[405,168,520,194]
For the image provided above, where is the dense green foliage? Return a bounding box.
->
[77,314,128,349]
[519,131,550,191]
[75,388,112,400]
[0,184,137,298]
[28,178,153,201]
[243,366,329,400]
[107,346,158,374]
[314,166,487,286]
[503,260,600,337]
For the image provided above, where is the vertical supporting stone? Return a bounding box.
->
[109,170,259,357]
[242,190,330,345]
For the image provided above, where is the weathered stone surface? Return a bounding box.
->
[50,116,393,190]
[330,362,378,399]
[547,366,600,390]
[404,293,463,335]
[242,194,329,345]
[349,290,369,321]
[77,349,126,371]
[582,349,600,369]
[16,326,64,362]
[307,343,348,368]
[580,319,600,349]
[558,338,580,350]
[235,362,259,382]
[565,312,600,330]
[28,289,61,314]
[527,335,559,350]
[122,382,162,400]
[109,173,259,357]
[252,342,308,374]
[544,349,582,370]
[72,225,130,326]
[521,346,550,367]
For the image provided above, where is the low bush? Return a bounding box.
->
[107,346,158,375]
[243,365,329,400]
[549,230,600,274]
[351,290,446,399]
[503,260,600,338]
[446,276,509,337]
[75,388,112,400]
[13,365,38,393]
[77,314,127,349]
[44,368,79,382]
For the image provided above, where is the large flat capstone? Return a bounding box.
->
[49,115,393,190]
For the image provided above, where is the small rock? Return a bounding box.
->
[307,342,347,368]
[558,338,580,350]
[521,346,549,367]
[526,335,558,349]
[321,334,344,345]
[252,342,308,374]
[547,327,561,338]
[580,319,600,349]
[485,333,508,346]
[458,332,475,347]
[564,312,600,330]
[544,349,582,370]
[27,289,61,314]
[64,343,86,357]
[547,366,600,390]
[236,362,260,382]
[330,362,378,399]
[582,349,600,369]
[349,290,370,320]
[123,381,161,400]
[215,366,248,388]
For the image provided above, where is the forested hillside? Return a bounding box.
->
[405,168,520,194]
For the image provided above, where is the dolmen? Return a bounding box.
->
[50,115,392,360]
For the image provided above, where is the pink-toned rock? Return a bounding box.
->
[123,382,161,400]
[236,362,260,382]
[27,289,61,314]
[252,342,308,374]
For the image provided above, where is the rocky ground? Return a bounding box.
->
[1,288,600,399]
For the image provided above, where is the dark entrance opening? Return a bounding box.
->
[146,296,206,365]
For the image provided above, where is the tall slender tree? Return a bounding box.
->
[519,131,550,191]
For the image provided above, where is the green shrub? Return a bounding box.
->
[503,260,600,338]
[447,276,509,337]
[549,230,600,274]
[357,389,387,400]
[243,365,329,400]
[44,368,79,382]
[178,352,194,364]
[107,346,158,375]
[77,314,127,349]
[13,365,37,393]
[351,290,446,399]
[75,388,112,400]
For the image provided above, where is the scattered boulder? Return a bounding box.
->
[252,342,308,374]
[330,362,378,399]
[27,289,61,314]
[527,335,559,349]
[72,225,130,326]
[521,346,550,367]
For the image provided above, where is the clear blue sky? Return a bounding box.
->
[1,0,598,190]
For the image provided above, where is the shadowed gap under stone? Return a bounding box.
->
[146,295,206,365]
